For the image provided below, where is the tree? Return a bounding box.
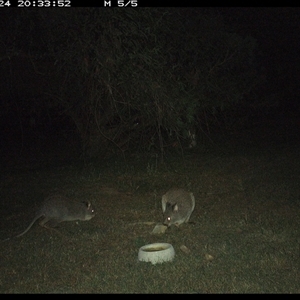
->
[0,8,260,161]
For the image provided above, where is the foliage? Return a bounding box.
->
[1,8,261,160]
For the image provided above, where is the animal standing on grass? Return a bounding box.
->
[162,188,195,227]
[2,195,95,241]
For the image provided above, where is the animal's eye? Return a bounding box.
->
[167,217,171,221]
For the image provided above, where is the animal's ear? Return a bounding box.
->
[162,197,167,212]
[82,201,91,208]
[166,202,172,210]
[173,204,179,212]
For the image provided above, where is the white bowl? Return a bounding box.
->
[138,242,175,265]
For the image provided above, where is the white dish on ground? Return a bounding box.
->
[138,242,175,265]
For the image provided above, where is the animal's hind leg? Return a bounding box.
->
[185,212,192,223]
[43,219,61,228]
[39,218,64,236]
[39,216,51,227]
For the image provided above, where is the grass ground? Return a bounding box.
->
[1,122,300,293]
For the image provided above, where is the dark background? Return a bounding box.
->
[220,7,300,109]
[1,7,299,166]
